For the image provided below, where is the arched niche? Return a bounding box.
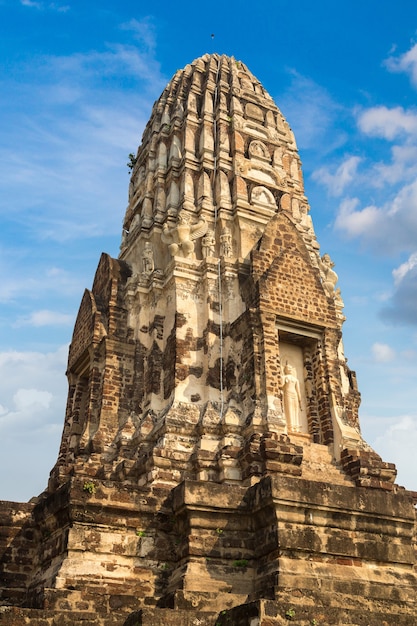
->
[248,140,269,162]
[250,185,277,209]
[276,321,327,444]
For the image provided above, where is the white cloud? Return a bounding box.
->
[0,37,166,245]
[358,105,417,140]
[0,346,68,500]
[381,252,417,325]
[372,144,417,186]
[13,388,52,412]
[387,178,417,231]
[334,177,417,254]
[0,260,82,304]
[372,415,417,491]
[21,0,42,7]
[385,43,417,88]
[371,342,396,363]
[348,81,417,261]
[0,346,68,395]
[20,0,69,9]
[13,310,74,328]
[43,43,163,87]
[120,18,156,52]
[393,251,417,285]
[277,71,346,152]
[313,156,361,196]
[0,23,168,502]
[49,2,69,11]
[334,197,381,237]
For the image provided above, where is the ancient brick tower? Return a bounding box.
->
[1,54,416,626]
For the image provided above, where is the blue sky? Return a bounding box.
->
[1,0,417,501]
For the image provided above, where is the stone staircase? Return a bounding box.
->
[291,436,355,486]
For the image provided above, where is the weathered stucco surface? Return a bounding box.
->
[1,54,416,626]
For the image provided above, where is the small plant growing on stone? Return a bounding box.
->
[136,529,146,537]
[216,528,223,535]
[127,152,137,173]
[215,610,228,623]
[311,620,318,625]
[83,481,96,495]
[232,559,248,567]
[285,608,296,620]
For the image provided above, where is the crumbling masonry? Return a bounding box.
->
[1,54,417,626]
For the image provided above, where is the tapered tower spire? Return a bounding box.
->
[48,54,389,492]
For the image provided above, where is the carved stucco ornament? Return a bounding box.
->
[161,211,208,258]
[201,230,216,258]
[319,253,338,296]
[141,242,154,276]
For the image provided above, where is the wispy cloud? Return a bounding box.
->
[371,342,396,362]
[358,105,417,140]
[120,17,156,52]
[20,0,42,7]
[385,42,417,87]
[0,261,82,304]
[392,251,417,285]
[334,178,417,254]
[380,253,417,325]
[332,45,417,261]
[20,0,69,10]
[44,43,162,85]
[12,387,53,412]
[277,71,346,152]
[371,144,417,186]
[0,346,68,500]
[13,310,74,328]
[334,197,381,238]
[0,18,168,499]
[0,31,166,245]
[307,41,417,330]
[372,414,417,490]
[0,346,67,436]
[313,156,362,196]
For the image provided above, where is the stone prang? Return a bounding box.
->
[1,54,416,626]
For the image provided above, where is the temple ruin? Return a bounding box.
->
[1,53,416,626]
